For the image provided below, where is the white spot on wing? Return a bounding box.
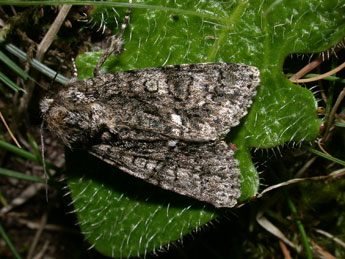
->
[168,140,179,147]
[171,114,182,125]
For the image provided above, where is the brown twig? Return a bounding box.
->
[311,243,336,259]
[0,183,45,214]
[317,138,332,156]
[322,85,345,142]
[315,229,345,249]
[289,57,324,81]
[13,217,79,234]
[279,240,292,259]
[17,5,72,118]
[290,61,345,83]
[36,5,72,61]
[289,37,344,81]
[26,212,48,259]
[256,168,345,199]
[318,82,328,105]
[256,210,299,251]
[294,156,317,178]
[335,113,345,123]
[32,240,49,259]
[0,111,21,148]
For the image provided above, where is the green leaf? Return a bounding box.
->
[67,150,218,257]
[0,223,21,259]
[0,71,24,92]
[65,0,344,257]
[0,167,45,183]
[0,50,29,80]
[0,140,58,170]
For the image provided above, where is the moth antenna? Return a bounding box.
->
[115,0,132,42]
[68,57,79,83]
[93,0,132,76]
[71,57,77,77]
[40,121,49,202]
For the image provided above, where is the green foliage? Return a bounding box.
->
[63,0,345,257]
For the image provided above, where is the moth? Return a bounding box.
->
[41,62,260,208]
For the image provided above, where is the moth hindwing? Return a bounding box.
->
[41,62,260,208]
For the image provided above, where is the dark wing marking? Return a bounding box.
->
[89,139,241,208]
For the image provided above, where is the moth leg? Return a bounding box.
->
[93,0,132,77]
[67,57,79,83]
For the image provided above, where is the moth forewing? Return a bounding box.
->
[41,62,260,208]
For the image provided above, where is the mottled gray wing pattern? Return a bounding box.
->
[42,63,259,145]
[89,139,241,208]
[41,62,260,207]
[103,63,259,141]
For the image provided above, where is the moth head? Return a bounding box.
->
[40,94,104,148]
[40,97,54,114]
